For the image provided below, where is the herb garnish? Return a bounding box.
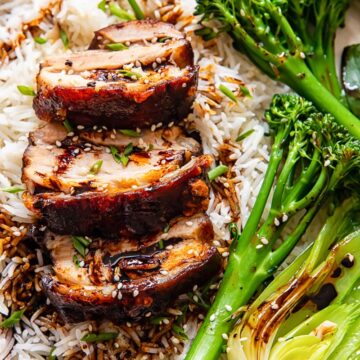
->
[172,323,189,340]
[106,43,129,51]
[128,0,144,20]
[219,84,237,103]
[34,37,47,44]
[208,165,229,181]
[97,0,106,12]
[118,129,141,137]
[118,69,142,79]
[110,143,134,167]
[0,309,25,328]
[236,129,254,142]
[89,160,103,175]
[81,332,118,343]
[17,85,36,96]
[60,29,69,49]
[1,186,25,194]
[239,85,252,98]
[63,119,73,132]
[72,254,80,267]
[109,3,135,20]
[72,236,91,257]
[158,239,164,250]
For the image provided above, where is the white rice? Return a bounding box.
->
[0,0,359,359]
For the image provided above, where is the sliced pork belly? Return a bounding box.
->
[22,123,211,237]
[38,214,221,323]
[33,20,197,129]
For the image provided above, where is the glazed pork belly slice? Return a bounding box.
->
[33,20,197,129]
[22,123,212,237]
[38,213,221,323]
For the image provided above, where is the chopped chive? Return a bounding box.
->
[239,85,252,98]
[48,347,56,360]
[72,254,80,268]
[120,154,129,166]
[72,236,88,257]
[208,165,229,181]
[150,316,168,325]
[228,222,239,240]
[128,0,145,20]
[106,43,129,51]
[172,323,189,340]
[34,37,47,44]
[89,160,103,175]
[17,85,36,96]
[60,29,69,49]
[63,119,73,132]
[110,146,122,163]
[97,0,107,12]
[109,3,135,20]
[118,69,142,79]
[0,309,25,328]
[158,239,164,249]
[81,332,118,343]
[219,84,237,103]
[124,143,134,156]
[163,224,170,233]
[118,129,141,137]
[1,186,25,194]
[236,129,255,142]
[158,37,171,43]
[74,236,91,247]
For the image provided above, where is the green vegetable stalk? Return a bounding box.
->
[194,0,360,139]
[227,197,360,359]
[186,94,360,360]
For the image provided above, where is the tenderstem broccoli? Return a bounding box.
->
[194,0,360,139]
[185,94,360,360]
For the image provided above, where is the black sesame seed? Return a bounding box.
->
[65,60,73,66]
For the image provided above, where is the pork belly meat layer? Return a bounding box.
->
[22,123,212,237]
[33,20,197,129]
[38,214,221,323]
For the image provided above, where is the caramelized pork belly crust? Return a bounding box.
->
[38,214,221,323]
[22,123,212,237]
[33,20,198,129]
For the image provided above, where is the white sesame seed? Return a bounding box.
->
[84,148,91,152]
[110,134,116,139]
[300,52,306,59]
[239,337,248,342]
[222,252,229,257]
[131,185,138,189]
[193,285,198,291]
[73,148,80,154]
[348,253,355,262]
[271,303,279,310]
[145,312,152,317]
[46,145,53,150]
[135,60,141,68]
[117,291,123,300]
[274,218,280,226]
[166,245,173,250]
[72,136,79,141]
[114,275,120,282]
[282,214,288,222]
[144,78,150,84]
[67,132,74,137]
[105,148,111,153]
[187,249,193,255]
[186,221,193,226]
[324,159,331,167]
[13,231,21,237]
[222,333,228,340]
[79,261,85,267]
[256,244,263,249]
[210,284,217,290]
[136,128,141,133]
[77,125,85,130]
[156,122,163,128]
[126,322,131,327]
[168,121,174,127]
[151,124,156,131]
[156,57,162,64]
[210,314,216,322]
[193,295,199,302]
[182,83,187,88]
[163,318,170,324]
[55,141,62,147]
[151,37,157,43]
[260,237,269,245]
[240,9,245,16]
[111,290,117,298]
[152,62,157,69]
[117,282,123,289]
[171,337,180,344]
[125,41,131,47]
[133,289,139,297]
[160,270,168,275]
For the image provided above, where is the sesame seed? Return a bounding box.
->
[193,295,199,302]
[77,125,85,130]
[72,136,79,141]
[105,148,111,153]
[144,78,150,84]
[271,303,279,310]
[171,337,180,344]
[117,291,123,300]
[73,148,80,154]
[282,214,288,222]
[145,312,152,317]
[117,282,123,289]
[187,249,193,255]
[84,148,91,152]
[260,237,269,245]
[193,285,198,291]
[163,318,170,324]
[300,52,306,59]
[111,290,117,298]
[133,289,139,297]
[213,240,221,246]
[225,304,232,312]
[136,128,141,133]
[182,83,187,88]
[151,37,158,43]
[156,57,162,64]
[93,125,98,130]
[324,159,331,167]
[240,9,245,16]
[53,166,59,172]
[222,333,228,340]
[79,261,85,267]
[160,270,168,275]
[239,337,248,342]
[46,145,53,150]
[126,322,131,328]
[56,141,62,147]
[13,231,21,237]
[274,218,280,226]
[168,121,174,127]
[222,252,230,257]
[166,245,173,250]
[151,124,156,131]
[156,122,163,128]
[114,275,120,282]
[67,132,74,137]
[186,221,193,226]
[256,244,263,249]
[210,314,216,322]
[110,134,116,139]
[152,62,157,69]
[125,41,131,47]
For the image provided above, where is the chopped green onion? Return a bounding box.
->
[239,85,252,98]
[158,239,164,249]
[106,43,129,51]
[150,316,168,325]
[63,119,73,132]
[48,347,56,360]
[128,0,145,20]
[72,236,90,257]
[172,323,189,340]
[158,37,171,43]
[208,165,229,181]
[163,224,170,233]
[89,160,103,175]
[34,37,47,44]
[228,222,239,240]
[118,69,142,79]
[194,27,218,41]
[1,186,25,194]
[110,146,122,163]
[97,0,107,12]
[118,129,141,137]
[60,29,69,49]
[236,129,255,142]
[81,332,118,343]
[109,3,135,20]
[17,85,35,96]
[72,254,80,268]
[219,84,237,103]
[0,309,25,328]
